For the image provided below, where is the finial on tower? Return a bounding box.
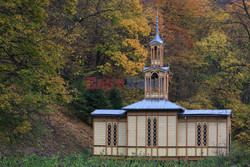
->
[156,8,159,35]
[149,9,163,45]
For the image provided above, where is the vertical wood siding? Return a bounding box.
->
[208,122,217,146]
[94,147,105,155]
[128,116,136,146]
[118,148,126,155]
[118,122,127,146]
[188,122,195,146]
[168,116,176,146]
[178,123,186,146]
[128,148,136,156]
[137,116,146,146]
[158,116,167,146]
[218,122,227,146]
[137,148,146,156]
[94,122,106,145]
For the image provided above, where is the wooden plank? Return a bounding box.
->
[93,119,95,155]
[126,115,128,156]
[226,116,229,155]
[157,113,159,156]
[217,119,218,156]
[195,118,197,156]
[186,117,188,156]
[145,112,147,156]
[151,114,153,156]
[106,119,107,155]
[176,115,178,156]
[166,116,168,156]
[117,119,119,155]
[111,118,113,155]
[150,72,151,98]
[207,119,209,156]
[136,114,138,155]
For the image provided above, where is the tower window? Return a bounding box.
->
[151,73,159,90]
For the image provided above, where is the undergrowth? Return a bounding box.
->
[0,143,249,167]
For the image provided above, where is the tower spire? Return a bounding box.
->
[156,8,159,35]
[149,9,163,45]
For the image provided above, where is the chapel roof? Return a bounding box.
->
[122,99,185,111]
[179,109,232,117]
[91,109,126,116]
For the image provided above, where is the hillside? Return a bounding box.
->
[0,107,93,157]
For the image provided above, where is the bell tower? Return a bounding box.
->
[142,11,170,100]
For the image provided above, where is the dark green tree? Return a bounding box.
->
[109,88,123,109]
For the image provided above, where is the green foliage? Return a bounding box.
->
[109,88,123,109]
[0,142,249,166]
[0,0,71,144]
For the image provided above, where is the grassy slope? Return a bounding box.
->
[0,107,93,157]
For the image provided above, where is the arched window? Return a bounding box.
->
[151,73,159,90]
[203,123,207,146]
[154,46,157,60]
[147,117,151,146]
[107,123,112,146]
[197,122,201,146]
[153,117,157,146]
[113,123,117,146]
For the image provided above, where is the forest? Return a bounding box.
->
[0,0,249,165]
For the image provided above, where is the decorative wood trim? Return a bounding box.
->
[176,115,178,156]
[128,114,177,116]
[186,118,188,156]
[151,114,153,156]
[166,116,168,156]
[94,145,228,149]
[144,74,146,98]
[157,113,159,156]
[136,114,138,155]
[117,119,119,155]
[93,120,126,122]
[217,119,219,156]
[178,120,227,123]
[105,118,107,155]
[93,119,95,155]
[126,116,128,156]
[166,73,169,100]
[111,118,113,155]
[145,113,147,156]
[226,116,229,155]
[150,72,152,98]
[207,119,209,156]
[201,118,203,156]
[195,117,197,156]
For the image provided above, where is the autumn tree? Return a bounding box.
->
[0,0,71,144]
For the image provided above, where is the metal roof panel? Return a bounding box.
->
[142,67,169,72]
[91,109,126,116]
[180,110,232,116]
[123,99,185,110]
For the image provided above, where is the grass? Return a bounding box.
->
[1,143,249,167]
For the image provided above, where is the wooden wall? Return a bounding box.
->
[126,111,230,158]
[93,116,127,156]
[92,112,231,159]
